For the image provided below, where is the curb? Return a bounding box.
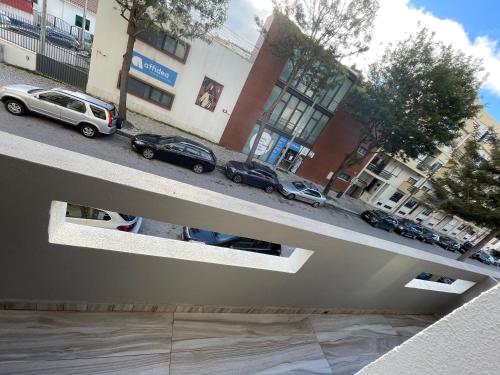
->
[325,201,361,216]
[116,129,134,139]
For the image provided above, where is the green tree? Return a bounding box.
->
[246,0,379,163]
[114,0,228,123]
[431,140,500,261]
[323,29,483,195]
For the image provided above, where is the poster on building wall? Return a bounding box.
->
[196,77,224,112]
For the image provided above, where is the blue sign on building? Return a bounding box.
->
[131,51,178,87]
[267,136,302,165]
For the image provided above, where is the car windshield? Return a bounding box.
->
[292,181,307,190]
[158,137,175,144]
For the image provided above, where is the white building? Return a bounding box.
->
[33,0,98,34]
[86,1,253,143]
[347,109,499,244]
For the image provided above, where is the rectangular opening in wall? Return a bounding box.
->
[50,201,313,274]
[405,272,476,294]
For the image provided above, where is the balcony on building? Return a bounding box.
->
[1,131,499,374]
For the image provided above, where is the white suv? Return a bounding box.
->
[0,84,121,138]
[65,203,142,233]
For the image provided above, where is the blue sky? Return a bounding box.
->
[225,0,500,123]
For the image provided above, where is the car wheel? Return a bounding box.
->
[80,124,98,138]
[265,185,274,193]
[232,174,242,183]
[142,147,155,159]
[192,163,204,174]
[312,202,320,208]
[5,99,26,116]
[286,193,295,200]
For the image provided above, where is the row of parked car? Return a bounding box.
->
[361,209,499,266]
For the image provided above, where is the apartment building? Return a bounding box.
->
[347,109,499,243]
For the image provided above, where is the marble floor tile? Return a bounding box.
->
[383,314,435,337]
[0,311,173,361]
[0,354,170,375]
[170,313,332,374]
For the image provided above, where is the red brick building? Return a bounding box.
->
[220,16,372,193]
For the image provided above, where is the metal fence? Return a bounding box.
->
[0,8,90,88]
[36,53,88,89]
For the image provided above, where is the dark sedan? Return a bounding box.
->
[225,160,279,193]
[182,227,282,256]
[361,210,398,232]
[395,219,423,239]
[458,241,474,254]
[438,236,461,252]
[131,134,216,173]
[418,228,440,244]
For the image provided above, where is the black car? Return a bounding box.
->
[395,219,423,239]
[418,228,440,244]
[182,227,282,256]
[458,241,473,254]
[361,210,398,232]
[225,160,279,193]
[131,134,216,173]
[437,236,461,252]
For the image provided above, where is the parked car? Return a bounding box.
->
[182,227,281,256]
[131,134,216,173]
[46,26,80,50]
[437,236,461,252]
[472,251,496,265]
[278,180,326,207]
[417,227,440,244]
[0,85,121,137]
[361,210,398,232]
[65,203,142,233]
[458,241,474,254]
[225,161,279,193]
[395,219,423,239]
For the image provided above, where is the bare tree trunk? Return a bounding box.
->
[457,228,500,261]
[118,22,136,123]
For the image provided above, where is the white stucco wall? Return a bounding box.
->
[33,0,97,34]
[0,40,36,71]
[358,283,500,375]
[87,1,252,143]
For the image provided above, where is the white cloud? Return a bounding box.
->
[349,0,500,98]
[229,0,500,99]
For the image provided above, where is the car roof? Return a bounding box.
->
[52,88,114,110]
[174,137,213,153]
[250,161,276,174]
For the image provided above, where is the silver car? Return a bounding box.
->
[0,84,121,138]
[278,180,327,207]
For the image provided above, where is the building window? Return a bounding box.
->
[421,186,431,193]
[118,73,174,109]
[338,173,350,182]
[263,85,329,145]
[357,146,368,156]
[430,160,444,174]
[407,176,418,185]
[389,191,404,203]
[75,15,90,31]
[137,30,189,62]
[404,199,418,209]
[422,209,433,216]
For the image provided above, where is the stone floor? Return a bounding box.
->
[0,310,434,374]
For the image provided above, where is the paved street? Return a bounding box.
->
[0,63,494,270]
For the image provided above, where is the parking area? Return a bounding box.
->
[0,63,495,270]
